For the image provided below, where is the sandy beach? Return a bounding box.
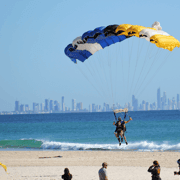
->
[0,151,180,180]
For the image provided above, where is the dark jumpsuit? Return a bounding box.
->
[115,121,123,137]
[148,165,161,180]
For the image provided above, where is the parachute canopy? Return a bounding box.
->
[113,108,128,113]
[65,22,180,63]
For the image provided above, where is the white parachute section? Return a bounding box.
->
[139,21,169,42]
[72,36,102,54]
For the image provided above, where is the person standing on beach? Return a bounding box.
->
[62,168,72,180]
[98,162,108,180]
[174,159,180,175]
[148,160,161,180]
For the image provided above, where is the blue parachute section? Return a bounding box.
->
[64,25,127,63]
[64,44,92,63]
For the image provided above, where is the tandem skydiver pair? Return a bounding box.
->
[113,109,132,146]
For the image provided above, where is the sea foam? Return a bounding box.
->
[41,140,180,151]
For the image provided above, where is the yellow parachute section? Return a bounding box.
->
[150,34,180,51]
[115,22,180,51]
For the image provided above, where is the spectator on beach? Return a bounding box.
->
[174,159,180,175]
[62,168,72,180]
[148,160,161,180]
[98,162,108,180]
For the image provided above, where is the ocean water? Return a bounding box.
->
[0,110,180,151]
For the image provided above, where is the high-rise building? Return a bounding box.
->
[92,103,96,112]
[54,101,60,111]
[132,95,138,111]
[157,88,161,110]
[163,92,167,104]
[25,104,29,112]
[146,102,150,110]
[72,99,76,111]
[41,103,44,112]
[62,96,65,112]
[33,103,39,113]
[15,101,20,112]
[45,99,49,112]
[20,104,25,112]
[89,104,92,112]
[49,100,54,111]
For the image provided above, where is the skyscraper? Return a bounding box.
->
[132,95,138,111]
[157,88,161,110]
[41,103,44,112]
[25,104,29,112]
[72,99,76,111]
[54,101,60,111]
[89,104,92,112]
[45,99,49,112]
[15,101,20,112]
[20,104,25,112]
[33,103,39,113]
[49,100,54,111]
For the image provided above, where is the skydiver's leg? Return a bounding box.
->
[114,132,118,138]
[120,130,124,142]
[123,133,128,145]
[117,131,121,146]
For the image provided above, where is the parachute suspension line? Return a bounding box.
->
[98,50,112,106]
[96,51,111,101]
[134,42,161,96]
[115,42,121,105]
[132,42,151,95]
[129,38,144,99]
[136,51,171,99]
[127,37,134,104]
[76,65,104,98]
[83,61,107,99]
[134,47,162,96]
[107,46,115,109]
[88,47,111,101]
[120,43,125,105]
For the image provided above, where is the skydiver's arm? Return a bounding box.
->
[124,117,132,124]
[114,112,117,120]
[148,165,154,173]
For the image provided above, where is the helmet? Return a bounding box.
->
[118,117,122,121]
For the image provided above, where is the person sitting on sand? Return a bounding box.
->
[113,116,132,146]
[62,168,72,180]
[98,162,108,180]
[148,160,161,180]
[174,159,180,175]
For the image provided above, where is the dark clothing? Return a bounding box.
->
[115,121,123,132]
[62,174,72,180]
[148,165,161,180]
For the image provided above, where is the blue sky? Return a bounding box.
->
[0,0,180,111]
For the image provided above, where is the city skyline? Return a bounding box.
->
[1,87,180,115]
